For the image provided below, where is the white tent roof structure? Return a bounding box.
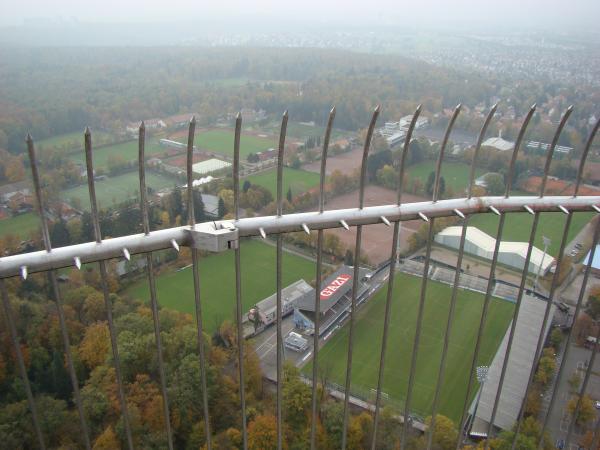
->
[436,226,553,272]
[192,158,231,175]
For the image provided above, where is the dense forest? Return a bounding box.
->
[0,46,546,153]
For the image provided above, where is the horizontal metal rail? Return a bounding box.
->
[0,195,597,279]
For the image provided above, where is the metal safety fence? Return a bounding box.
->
[1,102,599,450]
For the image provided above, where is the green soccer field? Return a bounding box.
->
[124,239,316,332]
[0,212,40,239]
[468,211,594,257]
[68,139,165,169]
[36,131,112,155]
[195,129,275,158]
[406,161,486,195]
[302,272,514,421]
[61,171,178,210]
[244,167,321,198]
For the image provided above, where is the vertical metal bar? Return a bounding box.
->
[565,325,600,447]
[538,218,600,447]
[84,128,134,450]
[138,124,174,450]
[26,135,91,450]
[275,110,288,450]
[0,279,46,450]
[484,107,570,446]
[184,117,212,450]
[508,108,574,449]
[310,106,336,450]
[454,105,536,449]
[400,104,460,450]
[573,116,600,197]
[232,114,248,450]
[371,106,421,450]
[426,104,497,450]
[341,105,380,450]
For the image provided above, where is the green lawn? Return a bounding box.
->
[262,121,348,141]
[303,272,514,421]
[62,171,178,211]
[468,211,594,257]
[68,139,165,169]
[124,239,316,332]
[36,131,111,155]
[0,212,40,239]
[195,129,275,158]
[245,167,321,198]
[406,161,486,196]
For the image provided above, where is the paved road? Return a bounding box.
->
[543,343,600,448]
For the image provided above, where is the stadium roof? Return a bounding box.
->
[471,295,554,433]
[192,158,232,175]
[583,245,600,270]
[482,136,514,152]
[437,226,553,272]
[248,279,313,319]
[296,265,356,314]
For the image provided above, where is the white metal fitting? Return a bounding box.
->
[186,221,239,252]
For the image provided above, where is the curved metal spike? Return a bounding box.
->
[418,212,429,222]
[276,111,289,218]
[301,223,310,235]
[539,106,573,197]
[574,115,600,197]
[489,205,501,216]
[74,256,82,270]
[558,205,569,215]
[340,219,350,230]
[504,105,536,197]
[594,205,600,214]
[170,239,180,252]
[380,216,391,227]
[432,104,461,202]
[259,227,267,239]
[318,107,336,214]
[233,113,242,221]
[20,265,27,280]
[468,103,498,199]
[358,106,381,209]
[524,205,535,215]
[122,248,130,261]
[398,105,422,206]
[186,115,197,227]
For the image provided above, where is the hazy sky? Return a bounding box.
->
[1,0,599,29]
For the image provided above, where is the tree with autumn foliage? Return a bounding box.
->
[247,414,281,450]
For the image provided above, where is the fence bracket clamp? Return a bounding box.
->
[185,221,239,252]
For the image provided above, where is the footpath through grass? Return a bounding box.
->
[302,272,514,421]
[124,239,316,332]
[245,167,321,198]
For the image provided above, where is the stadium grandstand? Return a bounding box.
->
[293,265,371,337]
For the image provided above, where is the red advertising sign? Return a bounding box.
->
[320,274,352,300]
